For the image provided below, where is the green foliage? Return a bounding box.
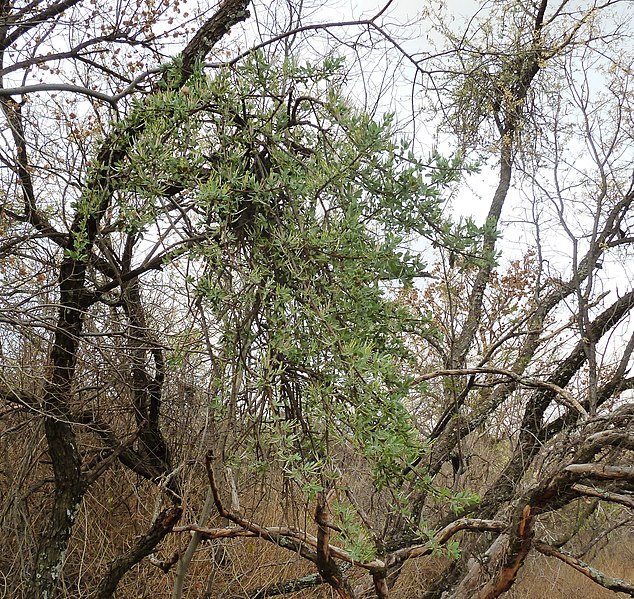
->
[332,499,377,562]
[435,488,481,514]
[446,540,462,560]
[105,51,475,522]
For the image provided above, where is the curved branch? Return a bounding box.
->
[0,83,120,106]
[413,367,587,416]
[386,519,507,568]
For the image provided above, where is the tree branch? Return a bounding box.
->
[571,483,634,509]
[564,464,634,480]
[95,506,182,599]
[534,540,634,597]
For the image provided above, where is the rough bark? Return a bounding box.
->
[20,0,252,595]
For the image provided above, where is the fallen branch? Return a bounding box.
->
[233,563,353,599]
[534,540,634,597]
[240,571,325,598]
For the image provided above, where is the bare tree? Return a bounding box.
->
[378,1,634,597]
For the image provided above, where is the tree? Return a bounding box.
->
[0,0,464,596]
[1,0,633,598]
[385,1,634,597]
[0,1,257,596]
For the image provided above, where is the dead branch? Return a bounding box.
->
[571,483,634,509]
[564,464,634,480]
[413,367,587,416]
[534,540,634,597]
